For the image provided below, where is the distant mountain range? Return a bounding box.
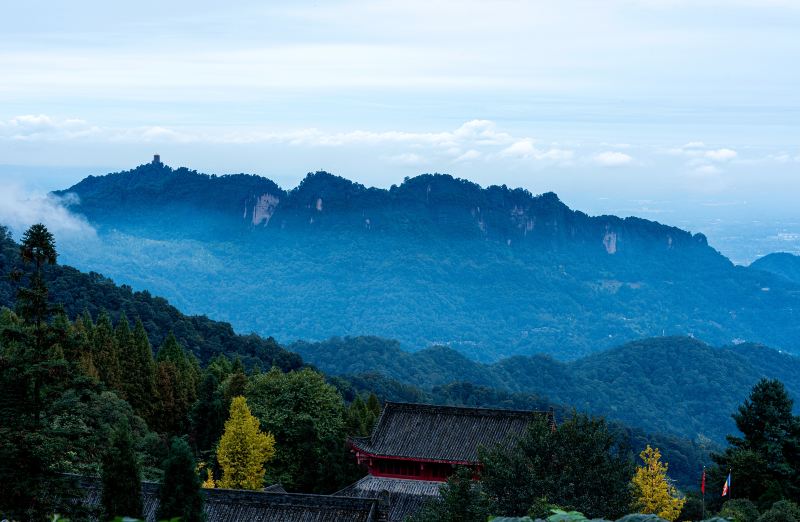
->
[751,252,800,285]
[292,335,800,444]
[53,160,800,360]
[0,223,713,488]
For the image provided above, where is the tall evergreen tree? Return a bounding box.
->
[158,331,200,402]
[125,318,157,421]
[93,311,122,392]
[153,332,199,434]
[74,311,98,378]
[14,223,58,426]
[712,379,800,508]
[101,422,143,520]
[481,412,634,519]
[191,372,226,452]
[115,312,134,398]
[158,437,206,522]
[154,360,187,435]
[0,225,85,519]
[409,467,490,522]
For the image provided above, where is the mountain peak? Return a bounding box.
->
[56,162,716,256]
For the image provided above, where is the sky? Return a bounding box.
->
[1,0,799,261]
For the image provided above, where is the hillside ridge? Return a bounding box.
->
[47,161,800,359]
[293,335,800,444]
[55,161,712,257]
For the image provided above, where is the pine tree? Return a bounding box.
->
[216,396,276,490]
[366,393,381,417]
[345,394,380,437]
[154,360,186,434]
[711,379,800,507]
[223,360,248,409]
[101,422,143,520]
[481,412,634,519]
[15,223,58,426]
[154,333,197,434]
[93,311,122,392]
[191,372,226,452]
[631,445,685,522]
[126,319,157,421]
[409,467,490,522]
[115,312,134,400]
[71,314,99,378]
[158,437,206,522]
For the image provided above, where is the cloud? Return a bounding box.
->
[594,151,633,166]
[385,152,428,166]
[704,148,737,161]
[454,149,481,162]
[667,141,739,174]
[669,142,737,161]
[0,115,583,168]
[0,114,100,141]
[0,185,97,243]
[693,164,720,175]
[500,139,574,162]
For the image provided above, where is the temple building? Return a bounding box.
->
[73,402,553,522]
[340,401,555,521]
[349,401,553,481]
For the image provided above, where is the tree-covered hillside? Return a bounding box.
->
[53,163,800,360]
[0,225,301,371]
[750,252,800,284]
[0,221,711,514]
[293,335,800,444]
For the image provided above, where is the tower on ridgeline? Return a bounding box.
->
[152,154,161,165]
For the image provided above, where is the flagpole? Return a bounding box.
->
[701,466,706,520]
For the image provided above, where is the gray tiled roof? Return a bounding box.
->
[335,475,441,522]
[350,402,550,463]
[77,476,385,522]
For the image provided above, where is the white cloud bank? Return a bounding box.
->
[0,185,96,243]
[594,151,634,166]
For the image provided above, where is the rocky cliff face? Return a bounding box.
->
[56,164,715,259]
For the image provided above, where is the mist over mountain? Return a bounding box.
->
[53,160,800,360]
[0,223,713,489]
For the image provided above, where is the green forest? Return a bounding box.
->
[2,223,799,522]
[54,166,800,361]
[293,335,800,444]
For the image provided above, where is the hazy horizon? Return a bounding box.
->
[2,1,799,263]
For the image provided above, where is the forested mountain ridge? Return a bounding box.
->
[0,222,712,493]
[0,225,302,371]
[293,335,800,444]
[55,160,712,252]
[52,161,800,359]
[750,252,800,284]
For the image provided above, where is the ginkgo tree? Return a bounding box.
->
[631,445,686,521]
[216,396,276,490]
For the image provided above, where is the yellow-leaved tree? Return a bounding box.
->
[216,396,276,490]
[631,445,686,522]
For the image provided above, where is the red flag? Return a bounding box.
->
[701,468,706,494]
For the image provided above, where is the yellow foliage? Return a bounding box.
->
[197,462,216,489]
[631,445,686,522]
[216,396,276,490]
